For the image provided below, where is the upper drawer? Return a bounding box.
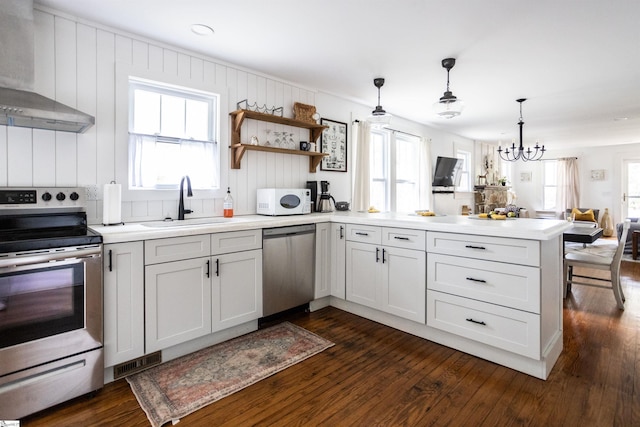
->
[145,234,211,265]
[382,227,426,251]
[211,229,261,255]
[346,224,381,244]
[427,253,540,313]
[427,231,540,267]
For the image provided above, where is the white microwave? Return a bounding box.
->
[257,188,312,216]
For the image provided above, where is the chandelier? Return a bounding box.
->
[433,58,464,119]
[367,78,392,128]
[497,98,545,162]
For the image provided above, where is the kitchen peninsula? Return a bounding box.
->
[94,213,571,381]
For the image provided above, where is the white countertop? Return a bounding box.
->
[92,212,572,244]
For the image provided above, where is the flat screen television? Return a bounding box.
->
[432,156,463,187]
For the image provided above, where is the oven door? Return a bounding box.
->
[0,246,102,377]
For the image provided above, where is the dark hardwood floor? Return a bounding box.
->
[22,261,640,426]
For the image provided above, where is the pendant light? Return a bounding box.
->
[433,58,464,119]
[497,98,546,162]
[367,78,392,128]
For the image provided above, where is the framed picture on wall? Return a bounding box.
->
[320,118,347,172]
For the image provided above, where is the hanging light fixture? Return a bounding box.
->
[433,58,464,119]
[367,78,392,128]
[497,98,546,162]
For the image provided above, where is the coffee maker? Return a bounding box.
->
[306,181,318,212]
[317,180,336,212]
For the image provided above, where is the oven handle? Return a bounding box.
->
[0,246,102,269]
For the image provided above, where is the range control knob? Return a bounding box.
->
[70,191,80,201]
[56,192,66,201]
[42,192,52,201]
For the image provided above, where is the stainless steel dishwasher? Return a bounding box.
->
[262,224,316,316]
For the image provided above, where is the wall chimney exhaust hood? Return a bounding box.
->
[0,0,95,133]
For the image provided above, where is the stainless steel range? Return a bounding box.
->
[0,187,103,419]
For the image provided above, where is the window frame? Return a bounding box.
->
[114,63,228,205]
[128,77,219,190]
[542,159,558,210]
[369,128,422,213]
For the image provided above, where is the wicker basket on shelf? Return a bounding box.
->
[293,102,317,124]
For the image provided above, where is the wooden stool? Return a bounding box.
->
[633,230,640,260]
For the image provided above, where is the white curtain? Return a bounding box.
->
[352,121,372,212]
[129,133,217,188]
[556,157,580,218]
[419,137,433,209]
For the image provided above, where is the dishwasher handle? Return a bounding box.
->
[263,224,316,239]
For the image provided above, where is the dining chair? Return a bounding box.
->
[563,219,630,309]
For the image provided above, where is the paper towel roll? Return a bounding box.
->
[103,183,122,225]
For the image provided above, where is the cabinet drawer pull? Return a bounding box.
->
[355,232,369,236]
[466,277,487,283]
[216,258,220,277]
[466,318,487,326]
[465,245,486,250]
[394,236,410,241]
[108,249,113,272]
[382,248,387,263]
[375,247,380,263]
[206,260,210,278]
[340,226,344,239]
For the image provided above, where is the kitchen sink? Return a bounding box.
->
[141,217,236,228]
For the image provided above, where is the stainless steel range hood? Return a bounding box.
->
[0,0,95,133]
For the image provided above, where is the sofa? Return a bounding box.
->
[617,218,640,254]
[565,208,599,228]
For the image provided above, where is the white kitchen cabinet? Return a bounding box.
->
[426,231,546,359]
[315,222,346,300]
[315,223,331,298]
[345,225,426,323]
[143,230,262,353]
[103,242,145,367]
[145,257,212,352]
[330,223,346,299]
[212,249,263,332]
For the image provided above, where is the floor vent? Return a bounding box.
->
[113,351,162,379]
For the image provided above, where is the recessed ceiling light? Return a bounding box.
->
[190,24,214,36]
[613,117,629,121]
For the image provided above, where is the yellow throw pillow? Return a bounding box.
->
[571,208,596,222]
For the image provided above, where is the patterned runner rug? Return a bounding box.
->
[127,322,333,427]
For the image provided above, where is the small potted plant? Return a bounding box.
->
[498,177,508,186]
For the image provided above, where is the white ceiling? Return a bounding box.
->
[36,0,640,150]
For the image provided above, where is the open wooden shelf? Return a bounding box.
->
[230,143,328,173]
[229,109,328,172]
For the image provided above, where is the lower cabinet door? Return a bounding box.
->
[145,257,212,352]
[427,290,540,358]
[383,246,426,323]
[103,242,144,366]
[212,249,263,332]
[346,241,380,309]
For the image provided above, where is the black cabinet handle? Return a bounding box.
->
[465,245,486,250]
[466,277,487,283]
[355,232,369,236]
[375,247,380,263]
[216,259,220,277]
[340,226,344,239]
[466,318,487,325]
[382,248,387,263]
[108,249,113,272]
[206,260,210,278]
[394,236,410,240]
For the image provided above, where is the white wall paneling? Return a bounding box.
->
[2,7,474,224]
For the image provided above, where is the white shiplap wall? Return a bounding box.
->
[0,9,322,224]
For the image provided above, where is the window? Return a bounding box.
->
[455,149,471,191]
[370,129,421,212]
[128,78,219,190]
[543,160,557,210]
